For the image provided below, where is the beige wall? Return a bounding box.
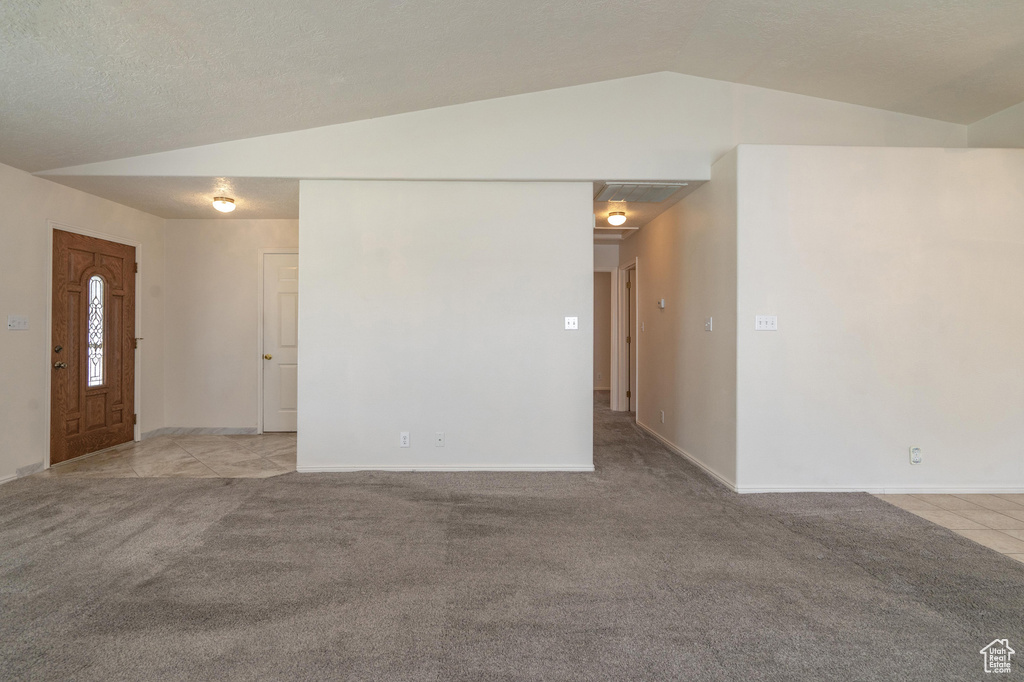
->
[162,219,298,430]
[968,100,1024,148]
[593,272,611,389]
[618,151,739,486]
[298,180,594,470]
[0,162,165,482]
[593,244,619,270]
[736,146,1024,492]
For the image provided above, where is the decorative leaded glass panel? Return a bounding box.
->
[87,276,104,387]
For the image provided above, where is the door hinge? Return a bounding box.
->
[132,414,137,425]
[626,281,631,289]
[626,390,631,398]
[134,262,138,274]
[626,335,631,343]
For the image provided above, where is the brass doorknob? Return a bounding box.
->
[263,354,272,360]
[54,362,68,369]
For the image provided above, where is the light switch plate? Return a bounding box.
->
[755,315,778,331]
[564,316,579,330]
[7,315,28,331]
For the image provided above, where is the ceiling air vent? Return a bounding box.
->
[595,183,687,203]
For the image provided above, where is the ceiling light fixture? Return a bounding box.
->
[607,211,626,226]
[212,197,236,213]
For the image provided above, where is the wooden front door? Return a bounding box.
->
[51,230,136,465]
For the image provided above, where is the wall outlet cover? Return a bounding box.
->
[7,315,29,331]
[909,446,922,465]
[705,317,713,332]
[435,431,445,447]
[400,432,410,448]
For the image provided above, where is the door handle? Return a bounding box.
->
[264,354,273,360]
[53,362,68,369]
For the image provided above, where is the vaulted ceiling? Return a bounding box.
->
[3,0,1024,173]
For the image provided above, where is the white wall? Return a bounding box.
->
[298,180,593,471]
[593,272,611,390]
[736,146,1024,492]
[968,100,1024,148]
[162,219,298,430]
[0,162,165,482]
[45,72,966,183]
[618,151,739,486]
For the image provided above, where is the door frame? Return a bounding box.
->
[256,247,299,434]
[616,258,638,415]
[594,265,620,411]
[44,220,143,468]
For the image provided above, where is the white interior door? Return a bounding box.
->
[263,253,298,432]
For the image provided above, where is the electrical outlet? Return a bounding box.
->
[400,432,410,448]
[909,446,922,465]
[659,410,665,424]
[564,316,579,330]
[435,432,445,447]
[755,315,778,331]
[705,317,713,332]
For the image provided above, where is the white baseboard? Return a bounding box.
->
[734,484,1024,495]
[0,473,18,486]
[142,427,258,439]
[635,420,738,492]
[874,486,1024,494]
[634,422,1024,494]
[735,485,888,494]
[297,464,595,473]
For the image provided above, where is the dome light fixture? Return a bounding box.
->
[212,197,236,213]
[607,211,626,226]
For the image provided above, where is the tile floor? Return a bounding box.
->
[35,433,296,479]
[876,493,1024,564]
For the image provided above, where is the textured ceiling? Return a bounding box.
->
[3,0,1024,173]
[594,183,703,229]
[42,176,698,224]
[49,176,299,219]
